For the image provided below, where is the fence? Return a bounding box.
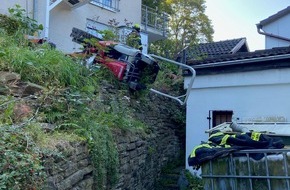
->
[202,149,290,190]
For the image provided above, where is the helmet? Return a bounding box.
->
[133,24,140,31]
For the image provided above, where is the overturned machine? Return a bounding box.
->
[70,27,196,105]
[70,27,160,91]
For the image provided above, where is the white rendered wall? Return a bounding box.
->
[263,14,290,49]
[49,1,141,53]
[0,0,142,53]
[0,0,33,15]
[184,68,290,175]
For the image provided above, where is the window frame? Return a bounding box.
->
[90,0,120,12]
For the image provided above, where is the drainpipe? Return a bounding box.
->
[33,0,37,20]
[45,0,50,38]
[256,24,290,43]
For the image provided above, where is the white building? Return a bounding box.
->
[183,6,290,175]
[0,0,168,53]
[257,6,290,49]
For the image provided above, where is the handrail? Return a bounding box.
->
[149,54,196,106]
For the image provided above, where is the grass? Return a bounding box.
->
[0,8,187,188]
[0,30,148,189]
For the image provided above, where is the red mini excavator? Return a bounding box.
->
[70,27,196,105]
[70,27,160,91]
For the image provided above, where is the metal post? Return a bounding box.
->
[264,153,271,189]
[145,6,148,31]
[247,153,253,190]
[209,160,214,190]
[229,154,237,190]
[283,152,290,189]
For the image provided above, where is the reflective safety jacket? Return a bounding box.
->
[188,131,284,170]
[126,29,142,50]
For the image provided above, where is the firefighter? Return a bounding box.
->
[126,24,143,51]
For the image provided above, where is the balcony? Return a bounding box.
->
[49,0,90,10]
[141,5,170,43]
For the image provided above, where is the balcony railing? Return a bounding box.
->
[141,5,169,37]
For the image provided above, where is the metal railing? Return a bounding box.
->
[149,54,196,106]
[141,5,169,37]
[202,149,290,190]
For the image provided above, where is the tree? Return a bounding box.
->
[142,0,164,10]
[146,0,214,59]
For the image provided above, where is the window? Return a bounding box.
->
[103,0,111,7]
[90,0,119,12]
[208,110,233,129]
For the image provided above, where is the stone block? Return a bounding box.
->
[120,155,130,165]
[0,71,20,83]
[129,150,138,159]
[78,159,89,168]
[117,143,127,152]
[126,143,136,151]
[136,140,145,147]
[64,162,78,177]
[57,166,93,190]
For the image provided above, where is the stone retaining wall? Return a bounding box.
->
[43,93,185,190]
[1,71,185,189]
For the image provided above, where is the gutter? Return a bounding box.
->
[191,53,290,69]
[256,24,290,43]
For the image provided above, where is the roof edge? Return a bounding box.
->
[259,6,290,26]
[230,38,248,54]
[191,54,290,69]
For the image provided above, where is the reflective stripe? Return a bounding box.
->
[221,134,230,145]
[190,144,212,158]
[209,132,224,139]
[251,132,261,141]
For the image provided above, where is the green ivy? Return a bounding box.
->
[0,126,45,190]
[88,125,119,189]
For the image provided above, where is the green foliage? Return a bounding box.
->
[0,126,45,190]
[0,96,15,125]
[149,38,178,59]
[147,0,214,58]
[86,124,118,189]
[142,0,170,13]
[185,170,204,190]
[35,82,147,189]
[26,124,83,153]
[99,29,119,41]
[0,32,98,90]
[0,8,186,189]
[89,18,133,42]
[0,14,20,35]
[0,4,43,35]
[151,60,184,95]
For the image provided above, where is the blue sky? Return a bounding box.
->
[205,0,290,51]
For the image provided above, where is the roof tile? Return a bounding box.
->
[187,45,290,65]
